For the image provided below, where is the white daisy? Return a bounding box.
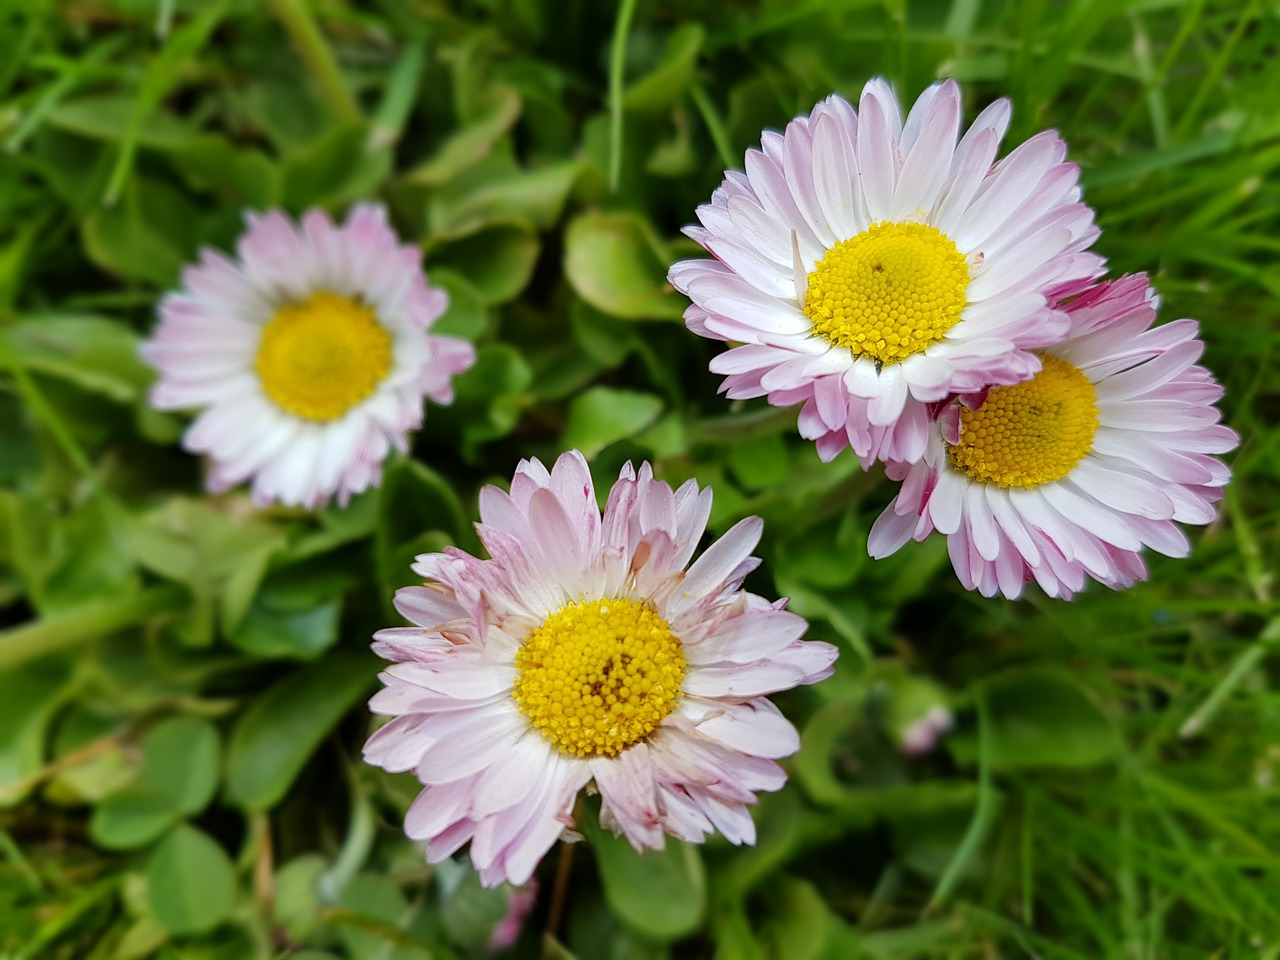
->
[141,204,475,508]
[363,451,837,887]
[669,77,1104,467]
[869,274,1238,599]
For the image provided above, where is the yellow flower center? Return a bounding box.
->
[254,291,393,422]
[804,221,970,365]
[948,355,1099,489]
[512,598,686,759]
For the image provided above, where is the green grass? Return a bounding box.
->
[1,0,1277,958]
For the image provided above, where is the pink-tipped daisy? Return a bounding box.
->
[140,204,475,509]
[669,78,1105,467]
[868,274,1238,599]
[363,450,837,887]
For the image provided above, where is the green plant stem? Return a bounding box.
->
[690,81,735,171]
[0,585,186,672]
[1179,617,1280,739]
[926,690,995,913]
[607,0,639,192]
[267,0,361,124]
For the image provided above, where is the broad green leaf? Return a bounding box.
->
[562,387,664,458]
[6,314,151,403]
[405,85,522,187]
[225,652,373,811]
[281,122,392,210]
[228,568,346,660]
[587,819,706,942]
[81,176,199,286]
[951,669,1118,770]
[89,785,178,850]
[141,716,220,816]
[429,269,489,341]
[126,498,285,647]
[48,95,200,148]
[429,223,540,306]
[439,868,511,949]
[431,158,584,237]
[274,854,328,943]
[726,434,791,493]
[758,877,836,960]
[451,344,534,457]
[624,24,705,113]
[166,135,281,208]
[336,873,434,960]
[146,824,237,934]
[564,212,685,321]
[0,658,71,807]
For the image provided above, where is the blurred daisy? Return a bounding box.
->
[141,205,475,508]
[669,78,1104,467]
[869,274,1238,599]
[364,451,836,887]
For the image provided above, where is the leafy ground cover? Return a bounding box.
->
[1,0,1277,957]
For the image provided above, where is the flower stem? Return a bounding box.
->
[607,0,639,192]
[267,0,361,125]
[0,585,186,672]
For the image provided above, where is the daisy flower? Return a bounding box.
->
[868,274,1238,599]
[669,78,1104,467]
[363,450,837,887]
[140,204,475,509]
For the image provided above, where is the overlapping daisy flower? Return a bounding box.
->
[669,78,1104,467]
[140,204,475,509]
[868,274,1238,599]
[363,450,837,887]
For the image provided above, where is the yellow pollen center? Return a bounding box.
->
[512,598,686,759]
[804,221,970,365]
[948,355,1100,489]
[254,290,393,422]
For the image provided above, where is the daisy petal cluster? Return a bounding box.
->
[141,204,475,509]
[868,274,1238,599]
[670,78,1104,467]
[671,76,1236,598]
[363,450,837,887]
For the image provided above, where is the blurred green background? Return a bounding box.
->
[1,0,1276,957]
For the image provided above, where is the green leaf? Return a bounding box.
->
[562,387,664,458]
[6,314,152,403]
[405,85,522,187]
[274,854,328,943]
[166,135,281,208]
[141,716,220,817]
[228,567,346,660]
[951,669,1119,770]
[0,658,72,807]
[451,343,535,457]
[81,176,200,286]
[587,819,706,942]
[281,122,392,210]
[431,158,584,237]
[89,786,178,851]
[225,652,373,811]
[336,872,434,960]
[430,223,540,306]
[126,498,286,647]
[429,269,489,341]
[564,212,685,321]
[624,24,705,113]
[146,824,237,935]
[48,94,201,148]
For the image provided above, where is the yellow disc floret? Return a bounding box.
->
[948,355,1099,489]
[255,290,393,422]
[804,221,970,365]
[512,598,686,758]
